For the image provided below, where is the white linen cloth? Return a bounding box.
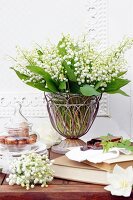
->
[66,147,132,163]
[0,152,13,173]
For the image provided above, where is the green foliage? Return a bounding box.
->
[59,81,66,90]
[57,36,67,56]
[63,62,77,82]
[117,71,127,77]
[12,68,30,81]
[11,35,133,96]
[106,89,129,96]
[95,81,103,90]
[37,49,43,56]
[69,82,81,94]
[105,78,130,92]
[100,135,133,152]
[13,68,50,92]
[27,82,50,92]
[26,65,58,92]
[26,65,51,80]
[80,84,100,96]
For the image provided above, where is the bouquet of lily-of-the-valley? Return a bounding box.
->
[11,35,133,154]
[12,35,133,96]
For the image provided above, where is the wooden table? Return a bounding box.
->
[0,150,133,200]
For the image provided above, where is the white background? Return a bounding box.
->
[0,0,133,141]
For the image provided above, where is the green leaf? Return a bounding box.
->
[80,84,100,96]
[106,89,130,96]
[57,37,67,56]
[95,81,103,90]
[105,78,130,92]
[100,136,133,153]
[63,62,77,82]
[122,139,131,146]
[45,80,58,92]
[12,68,30,81]
[12,69,49,92]
[37,49,43,56]
[59,81,66,90]
[117,71,127,77]
[127,146,133,151]
[27,82,50,92]
[69,81,81,94]
[26,65,51,81]
[89,62,92,68]
[27,65,58,92]
[117,143,125,148]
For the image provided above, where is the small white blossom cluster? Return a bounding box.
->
[6,153,54,190]
[12,35,133,94]
[13,47,43,84]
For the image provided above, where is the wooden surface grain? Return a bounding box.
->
[0,150,133,200]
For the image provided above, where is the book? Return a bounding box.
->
[84,154,133,172]
[52,155,108,185]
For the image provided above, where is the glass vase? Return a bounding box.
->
[45,93,101,154]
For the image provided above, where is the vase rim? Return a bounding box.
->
[44,92,102,98]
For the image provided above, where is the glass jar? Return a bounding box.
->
[0,102,39,152]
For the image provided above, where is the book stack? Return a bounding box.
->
[52,154,133,185]
[84,154,133,172]
[52,155,108,185]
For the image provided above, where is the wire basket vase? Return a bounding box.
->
[45,93,101,154]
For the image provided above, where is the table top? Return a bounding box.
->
[0,150,133,200]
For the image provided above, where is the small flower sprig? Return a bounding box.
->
[6,153,54,190]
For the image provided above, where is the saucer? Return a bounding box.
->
[0,141,47,157]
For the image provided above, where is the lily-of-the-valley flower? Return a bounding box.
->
[104,165,133,197]
[6,153,54,190]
